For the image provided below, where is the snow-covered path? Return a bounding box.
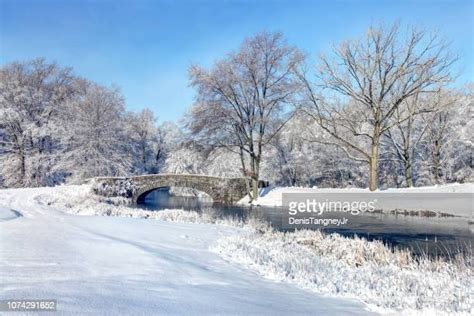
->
[0,187,373,315]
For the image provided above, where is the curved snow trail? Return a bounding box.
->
[0,187,375,315]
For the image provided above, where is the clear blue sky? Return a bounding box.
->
[1,0,473,122]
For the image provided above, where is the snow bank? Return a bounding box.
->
[212,228,473,314]
[34,184,261,229]
[34,184,148,216]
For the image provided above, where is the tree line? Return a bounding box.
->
[1,22,472,196]
[188,23,472,197]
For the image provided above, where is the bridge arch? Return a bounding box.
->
[134,182,217,204]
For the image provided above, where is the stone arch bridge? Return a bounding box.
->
[91,174,260,204]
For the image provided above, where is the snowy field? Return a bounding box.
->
[240,183,474,218]
[0,185,472,314]
[0,186,373,315]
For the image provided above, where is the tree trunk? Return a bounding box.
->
[402,147,414,187]
[369,140,379,191]
[250,155,260,201]
[239,147,252,202]
[433,141,442,184]
[19,144,26,187]
[141,143,147,166]
[404,162,413,187]
[252,178,259,201]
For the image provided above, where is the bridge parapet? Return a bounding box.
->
[92,174,252,204]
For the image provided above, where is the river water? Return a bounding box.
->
[138,189,473,257]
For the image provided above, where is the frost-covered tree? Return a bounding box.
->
[56,81,131,182]
[188,32,303,200]
[0,59,76,187]
[381,90,453,187]
[204,148,242,177]
[125,108,160,174]
[0,58,182,187]
[416,87,473,184]
[265,115,317,186]
[297,23,455,190]
[449,85,474,182]
[163,145,205,174]
[264,114,366,187]
[154,121,183,172]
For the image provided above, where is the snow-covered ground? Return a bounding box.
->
[1,185,472,314]
[0,186,373,315]
[0,206,22,221]
[240,183,474,217]
[213,229,473,314]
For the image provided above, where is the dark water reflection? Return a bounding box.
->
[139,189,473,257]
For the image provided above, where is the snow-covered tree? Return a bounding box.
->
[416,87,473,184]
[0,59,76,187]
[154,121,183,171]
[297,22,455,190]
[163,145,205,174]
[188,32,303,200]
[204,148,242,177]
[380,90,453,187]
[125,108,160,174]
[55,81,131,182]
[263,114,366,187]
[450,85,474,182]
